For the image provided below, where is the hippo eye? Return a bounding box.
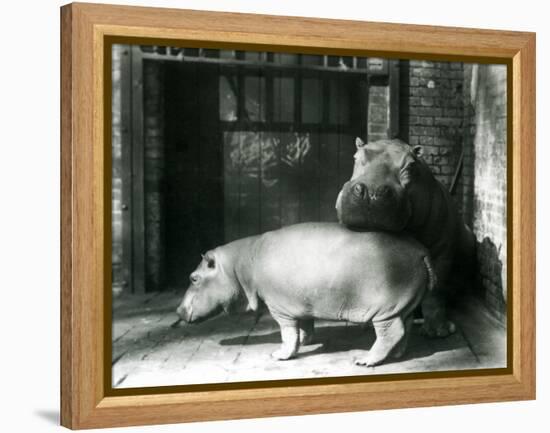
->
[204,254,216,269]
[400,161,416,186]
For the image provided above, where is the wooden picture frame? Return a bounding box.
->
[60,2,535,429]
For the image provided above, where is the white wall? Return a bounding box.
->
[0,1,546,432]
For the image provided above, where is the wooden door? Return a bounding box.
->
[164,61,224,289]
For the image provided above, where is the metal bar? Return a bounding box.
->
[138,51,387,75]
[118,45,133,294]
[294,69,302,125]
[365,64,371,141]
[218,120,359,134]
[388,59,400,139]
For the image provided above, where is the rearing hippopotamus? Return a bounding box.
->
[177,222,435,366]
[335,138,476,337]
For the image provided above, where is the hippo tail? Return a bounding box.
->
[423,256,437,292]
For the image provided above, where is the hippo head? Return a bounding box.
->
[176,250,246,324]
[335,137,434,231]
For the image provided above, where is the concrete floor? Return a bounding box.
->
[112,291,507,389]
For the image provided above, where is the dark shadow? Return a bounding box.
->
[112,310,261,364]
[34,409,59,425]
[474,236,506,316]
[220,331,281,346]
[220,322,468,362]
[112,302,182,320]
[299,325,375,356]
[112,290,184,320]
[219,324,376,357]
[394,328,469,362]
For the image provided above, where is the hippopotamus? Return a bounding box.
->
[177,222,435,366]
[335,138,476,337]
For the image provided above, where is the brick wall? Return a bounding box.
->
[456,64,476,227]
[464,64,508,319]
[400,60,507,320]
[111,45,125,295]
[401,60,465,190]
[367,84,390,142]
[110,48,165,293]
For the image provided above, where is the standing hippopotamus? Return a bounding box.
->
[177,222,435,366]
[335,138,476,338]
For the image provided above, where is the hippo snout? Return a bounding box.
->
[176,304,191,323]
[348,180,398,203]
[350,181,395,203]
[176,294,194,323]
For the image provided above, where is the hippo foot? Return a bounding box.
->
[421,320,456,338]
[271,348,297,361]
[356,318,406,367]
[354,355,380,368]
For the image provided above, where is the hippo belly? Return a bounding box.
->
[250,224,425,320]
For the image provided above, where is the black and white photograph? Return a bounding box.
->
[110,44,508,389]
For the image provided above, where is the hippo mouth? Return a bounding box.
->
[184,305,224,324]
[337,181,411,231]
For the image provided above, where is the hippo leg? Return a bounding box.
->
[271,319,299,361]
[355,317,405,367]
[299,319,315,345]
[391,315,414,359]
[420,291,456,338]
[421,258,456,338]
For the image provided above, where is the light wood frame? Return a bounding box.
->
[61,2,536,429]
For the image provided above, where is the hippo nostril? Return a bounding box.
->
[352,183,368,199]
[370,185,394,201]
[190,273,200,285]
[377,185,393,197]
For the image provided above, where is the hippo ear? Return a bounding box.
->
[412,145,423,158]
[355,137,366,149]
